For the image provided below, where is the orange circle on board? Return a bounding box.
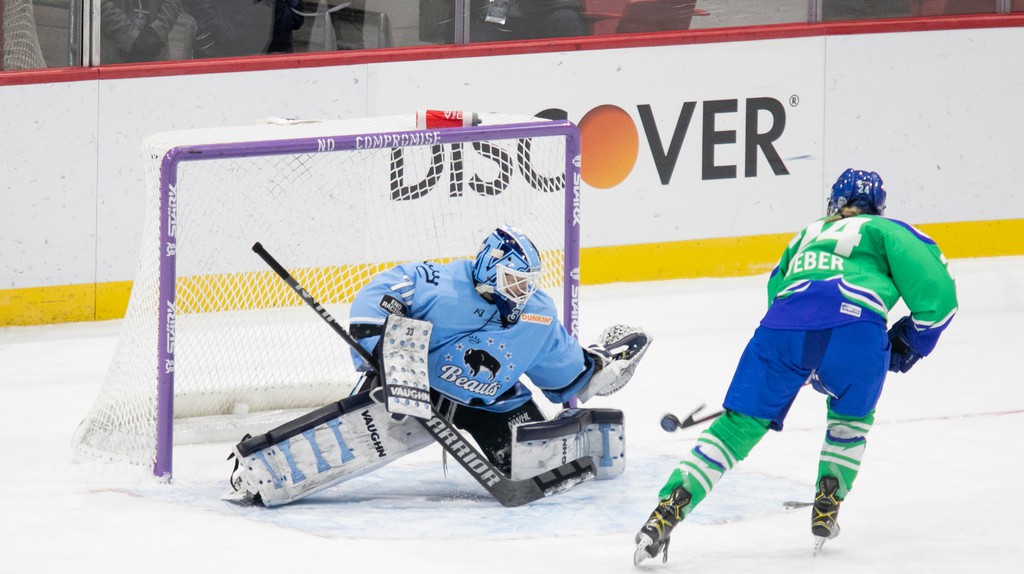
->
[578,105,639,189]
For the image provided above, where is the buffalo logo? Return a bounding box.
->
[463,348,502,382]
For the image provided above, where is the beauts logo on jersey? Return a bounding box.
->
[438,365,502,396]
[438,342,515,398]
[463,348,501,381]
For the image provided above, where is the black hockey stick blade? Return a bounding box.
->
[661,403,725,432]
[419,407,596,507]
[252,241,597,507]
[681,405,725,428]
[532,457,597,497]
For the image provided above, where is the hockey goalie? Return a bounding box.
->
[227,226,652,507]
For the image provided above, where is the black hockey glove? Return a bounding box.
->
[129,27,163,62]
[887,316,922,373]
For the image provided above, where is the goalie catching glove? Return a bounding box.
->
[578,324,653,403]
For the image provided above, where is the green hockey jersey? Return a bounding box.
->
[762,215,957,356]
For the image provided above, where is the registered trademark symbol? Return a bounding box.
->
[790,95,800,107]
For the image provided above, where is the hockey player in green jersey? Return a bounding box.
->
[634,169,958,564]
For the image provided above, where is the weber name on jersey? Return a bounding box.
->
[348,260,590,412]
[764,214,958,356]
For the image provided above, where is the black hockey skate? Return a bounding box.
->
[812,475,842,555]
[223,435,263,506]
[633,486,692,565]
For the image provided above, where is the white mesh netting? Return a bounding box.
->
[2,0,47,71]
[72,113,578,474]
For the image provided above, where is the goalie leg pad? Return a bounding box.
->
[229,390,434,506]
[511,408,625,481]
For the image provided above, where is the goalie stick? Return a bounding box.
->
[251,242,597,507]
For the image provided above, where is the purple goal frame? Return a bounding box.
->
[153,120,582,477]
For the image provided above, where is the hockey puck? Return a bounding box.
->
[660,414,680,432]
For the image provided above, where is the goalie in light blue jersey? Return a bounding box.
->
[227,226,652,507]
[346,225,651,474]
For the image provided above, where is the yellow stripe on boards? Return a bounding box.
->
[96,281,132,321]
[2,218,1022,326]
[581,233,790,284]
[0,283,97,326]
[580,217,1024,284]
[914,219,1024,259]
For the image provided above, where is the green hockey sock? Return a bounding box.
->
[658,410,770,515]
[817,404,875,499]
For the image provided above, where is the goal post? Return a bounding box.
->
[72,113,582,478]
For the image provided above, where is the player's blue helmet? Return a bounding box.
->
[828,168,886,216]
[473,226,543,326]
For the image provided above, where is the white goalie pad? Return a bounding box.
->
[511,408,625,481]
[381,315,433,419]
[578,324,652,403]
[227,390,434,507]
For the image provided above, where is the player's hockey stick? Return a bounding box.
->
[660,403,725,432]
[659,375,822,432]
[251,242,597,507]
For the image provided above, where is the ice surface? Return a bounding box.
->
[1,256,1021,573]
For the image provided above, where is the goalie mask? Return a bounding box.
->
[828,168,887,216]
[473,226,542,326]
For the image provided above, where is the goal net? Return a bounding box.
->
[72,112,582,478]
[2,0,47,71]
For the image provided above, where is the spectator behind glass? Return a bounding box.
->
[182,0,303,59]
[271,0,306,52]
[822,0,911,20]
[100,0,183,64]
[469,0,588,42]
